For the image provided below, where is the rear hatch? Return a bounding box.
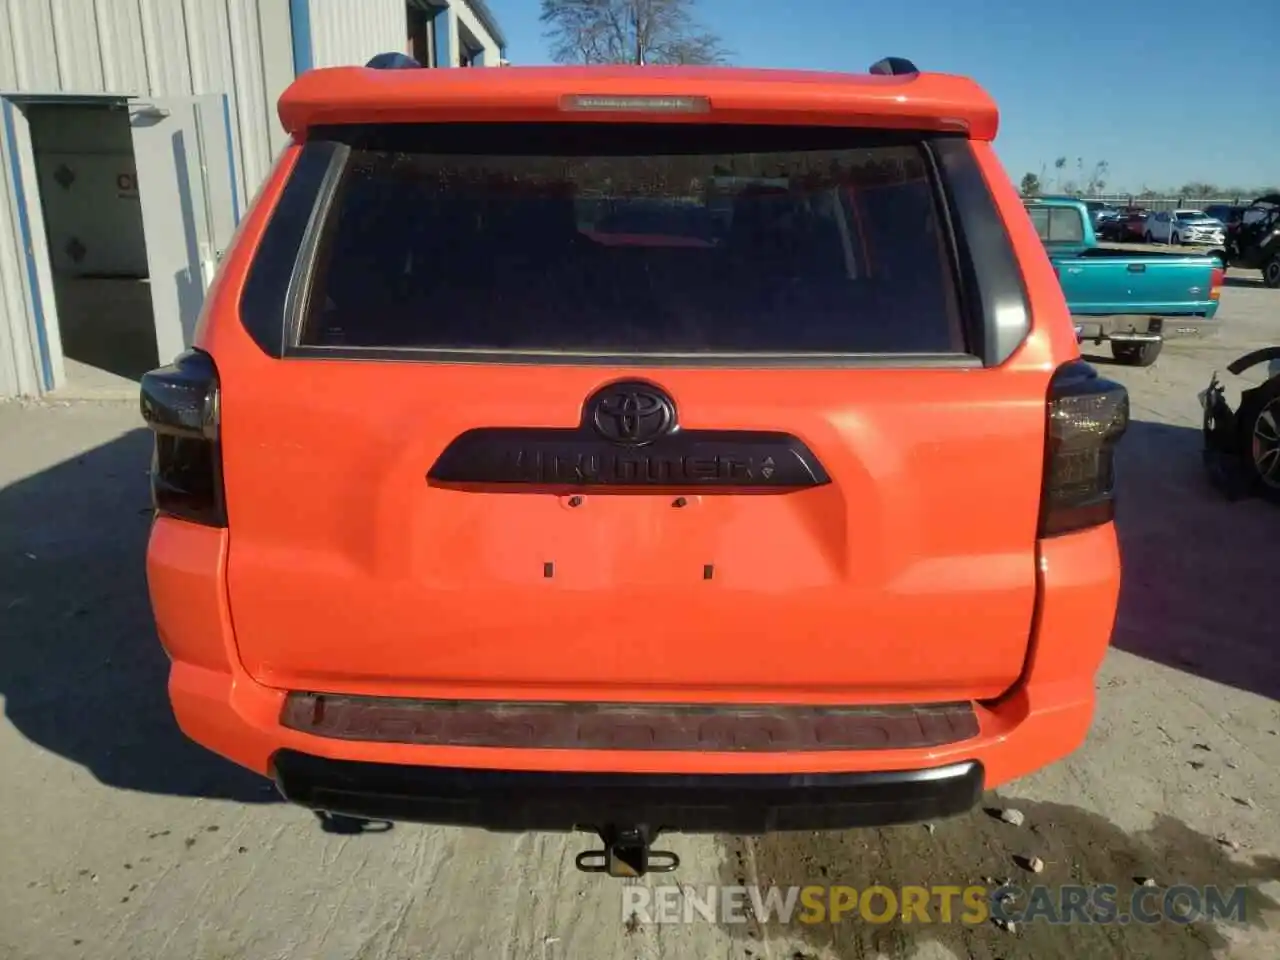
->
[216,107,1049,703]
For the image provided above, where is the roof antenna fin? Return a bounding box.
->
[366,52,422,69]
[868,57,919,76]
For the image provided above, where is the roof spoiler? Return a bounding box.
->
[280,61,999,140]
[868,57,919,76]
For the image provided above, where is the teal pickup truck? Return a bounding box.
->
[1025,198,1224,366]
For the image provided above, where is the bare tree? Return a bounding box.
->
[1041,156,1106,195]
[540,0,730,65]
[1081,159,1108,195]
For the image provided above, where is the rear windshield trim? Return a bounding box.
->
[292,125,976,366]
[281,345,982,369]
[283,143,349,349]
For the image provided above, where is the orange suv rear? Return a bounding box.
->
[141,56,1127,875]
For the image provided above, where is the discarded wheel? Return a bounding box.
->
[1237,378,1280,503]
[1264,256,1280,289]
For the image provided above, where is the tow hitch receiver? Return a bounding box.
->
[575,826,680,877]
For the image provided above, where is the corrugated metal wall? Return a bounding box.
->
[307,0,405,69]
[453,0,501,65]
[0,102,41,396]
[0,0,295,208]
[0,0,296,397]
[305,0,501,72]
[0,0,509,396]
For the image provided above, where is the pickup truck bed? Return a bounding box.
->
[1056,247,1220,319]
[1026,199,1223,365]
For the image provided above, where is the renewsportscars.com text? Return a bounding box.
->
[622,883,1249,927]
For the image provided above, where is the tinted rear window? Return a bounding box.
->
[295,124,966,357]
[1027,205,1085,243]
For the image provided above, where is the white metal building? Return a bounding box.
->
[0,0,506,399]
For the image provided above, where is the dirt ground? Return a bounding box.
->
[1,279,1278,960]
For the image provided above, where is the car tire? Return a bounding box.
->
[1264,256,1280,289]
[1111,340,1162,366]
[1235,378,1280,503]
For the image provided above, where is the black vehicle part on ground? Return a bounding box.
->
[1226,346,1280,377]
[1202,347,1280,504]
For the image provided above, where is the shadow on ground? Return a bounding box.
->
[1223,276,1265,288]
[713,420,1280,958]
[1111,419,1280,701]
[719,796,1280,959]
[0,427,276,804]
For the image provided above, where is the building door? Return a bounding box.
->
[129,95,236,366]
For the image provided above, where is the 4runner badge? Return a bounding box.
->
[426,380,831,490]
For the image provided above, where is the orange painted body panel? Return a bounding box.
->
[279,66,999,140]
[151,517,1118,784]
[213,358,1048,700]
[146,66,1117,790]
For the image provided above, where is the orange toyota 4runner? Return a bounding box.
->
[141,56,1128,875]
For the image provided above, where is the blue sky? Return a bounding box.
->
[488,0,1278,194]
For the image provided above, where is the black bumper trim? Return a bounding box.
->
[270,750,984,834]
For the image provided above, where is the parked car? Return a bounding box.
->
[1202,203,1245,229]
[1113,209,1149,242]
[1222,194,1280,287]
[1025,198,1224,366]
[1082,199,1121,226]
[1201,346,1280,502]
[1144,209,1226,245]
[1097,212,1136,242]
[140,56,1130,877]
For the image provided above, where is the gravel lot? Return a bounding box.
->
[2,281,1278,960]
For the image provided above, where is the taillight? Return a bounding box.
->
[1209,265,1224,301]
[139,349,225,527]
[1039,361,1129,537]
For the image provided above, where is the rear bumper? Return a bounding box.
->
[148,518,1121,829]
[272,750,983,832]
[1181,233,1224,245]
[1072,312,1217,343]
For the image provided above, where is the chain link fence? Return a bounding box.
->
[1065,195,1252,213]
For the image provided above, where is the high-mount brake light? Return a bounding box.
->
[139,349,226,527]
[560,94,711,113]
[1039,361,1130,538]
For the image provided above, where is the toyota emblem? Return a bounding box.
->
[588,381,677,446]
